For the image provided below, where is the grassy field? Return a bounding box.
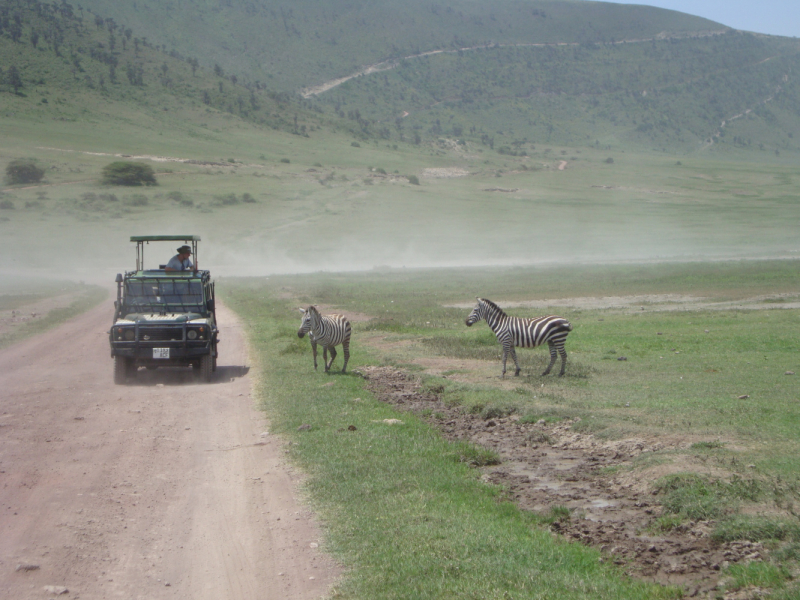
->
[224,260,800,598]
[3,109,800,281]
[0,277,107,349]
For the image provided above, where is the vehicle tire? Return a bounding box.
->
[212,343,217,372]
[114,356,129,385]
[199,353,213,383]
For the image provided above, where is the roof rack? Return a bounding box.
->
[131,235,200,271]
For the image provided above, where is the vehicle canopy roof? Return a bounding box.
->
[130,235,201,242]
[130,235,201,271]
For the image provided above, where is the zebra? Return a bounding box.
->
[297,306,351,373]
[465,297,572,377]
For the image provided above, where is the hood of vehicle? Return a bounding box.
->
[117,313,208,325]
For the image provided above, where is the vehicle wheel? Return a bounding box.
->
[114,356,130,385]
[212,343,217,372]
[199,353,213,383]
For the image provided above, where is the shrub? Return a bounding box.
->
[351,141,361,148]
[124,194,149,206]
[279,158,290,163]
[101,161,157,186]
[214,193,238,205]
[5,159,45,185]
[0,199,15,209]
[241,193,256,203]
[407,175,420,185]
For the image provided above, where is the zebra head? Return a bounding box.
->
[297,306,320,338]
[465,297,485,327]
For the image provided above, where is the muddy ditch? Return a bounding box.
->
[357,365,767,597]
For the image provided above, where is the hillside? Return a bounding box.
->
[0,0,324,139]
[74,0,725,92]
[317,31,800,155]
[63,0,800,156]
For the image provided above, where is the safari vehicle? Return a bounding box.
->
[109,235,219,384]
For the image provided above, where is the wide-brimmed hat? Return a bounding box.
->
[177,245,192,254]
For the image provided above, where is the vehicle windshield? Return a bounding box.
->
[124,279,204,312]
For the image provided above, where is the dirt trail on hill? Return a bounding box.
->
[0,302,339,599]
[300,31,727,98]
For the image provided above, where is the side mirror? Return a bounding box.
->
[115,273,123,283]
[207,299,215,312]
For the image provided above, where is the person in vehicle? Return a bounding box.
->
[165,245,195,272]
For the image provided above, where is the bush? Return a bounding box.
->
[5,159,45,185]
[351,142,361,148]
[214,193,238,205]
[407,175,420,185]
[124,194,149,206]
[279,158,290,163]
[0,199,15,209]
[101,161,157,186]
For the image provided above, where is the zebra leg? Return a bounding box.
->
[558,346,568,376]
[311,341,318,370]
[542,342,558,376]
[341,340,350,373]
[326,346,337,372]
[501,346,508,377]
[510,347,521,376]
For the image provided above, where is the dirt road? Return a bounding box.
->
[0,302,338,599]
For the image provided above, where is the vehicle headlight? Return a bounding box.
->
[124,329,135,341]
[187,329,198,340]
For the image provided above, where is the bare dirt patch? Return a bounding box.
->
[421,167,470,178]
[448,293,800,313]
[357,365,767,597]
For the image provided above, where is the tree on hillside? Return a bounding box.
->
[5,159,45,185]
[6,66,23,94]
[30,30,40,48]
[101,162,157,186]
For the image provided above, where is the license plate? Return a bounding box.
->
[153,348,170,359]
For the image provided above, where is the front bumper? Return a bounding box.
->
[109,322,217,366]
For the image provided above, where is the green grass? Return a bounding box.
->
[224,259,800,597]
[226,290,680,600]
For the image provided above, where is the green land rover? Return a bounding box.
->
[109,236,219,384]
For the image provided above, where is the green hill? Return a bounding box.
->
[318,31,800,155]
[62,0,800,156]
[0,0,324,139]
[74,0,725,91]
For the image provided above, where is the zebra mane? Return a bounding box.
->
[479,298,507,317]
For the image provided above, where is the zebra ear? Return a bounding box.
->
[298,307,306,314]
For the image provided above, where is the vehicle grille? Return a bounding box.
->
[137,327,183,342]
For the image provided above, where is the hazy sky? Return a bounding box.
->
[609,1,800,38]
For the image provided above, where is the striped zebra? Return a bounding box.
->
[297,306,352,373]
[465,297,572,377]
